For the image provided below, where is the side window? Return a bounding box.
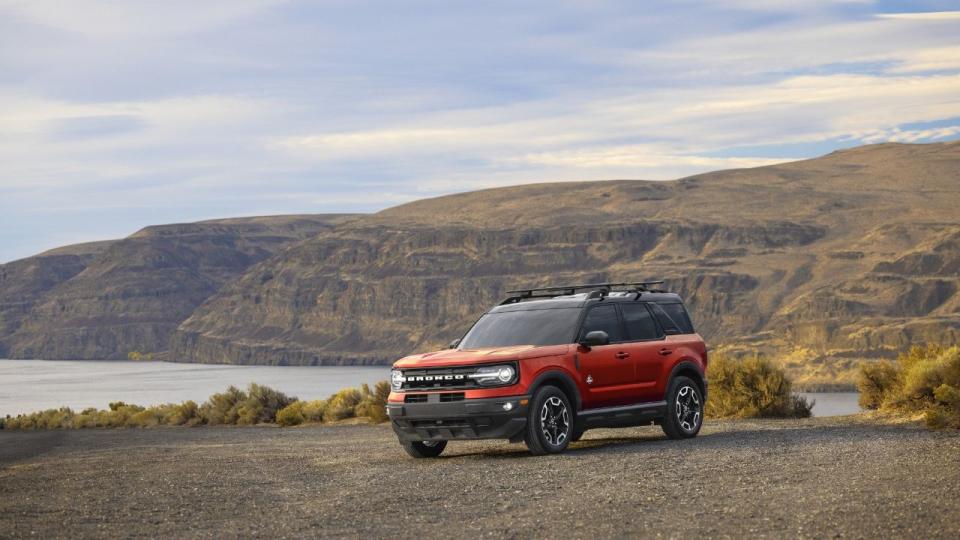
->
[620,303,662,341]
[579,304,624,343]
[661,303,695,334]
[650,303,683,335]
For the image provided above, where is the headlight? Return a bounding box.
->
[391,369,404,391]
[469,364,518,386]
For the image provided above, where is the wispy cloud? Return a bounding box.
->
[0,0,959,262]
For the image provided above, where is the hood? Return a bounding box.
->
[393,344,572,368]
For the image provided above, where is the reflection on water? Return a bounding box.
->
[798,392,861,417]
[0,359,388,416]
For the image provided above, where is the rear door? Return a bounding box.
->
[619,302,669,402]
[576,303,639,408]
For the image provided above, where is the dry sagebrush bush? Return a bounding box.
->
[706,353,813,419]
[858,345,960,429]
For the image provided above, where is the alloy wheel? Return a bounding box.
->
[675,385,702,432]
[540,396,570,446]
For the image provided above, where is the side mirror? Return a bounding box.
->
[579,330,609,348]
[448,338,461,349]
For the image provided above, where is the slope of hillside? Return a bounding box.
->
[170,142,960,386]
[0,215,356,359]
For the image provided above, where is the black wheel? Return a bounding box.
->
[400,439,447,458]
[524,385,573,455]
[661,376,703,440]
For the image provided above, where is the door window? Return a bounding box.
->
[578,304,624,342]
[620,303,662,341]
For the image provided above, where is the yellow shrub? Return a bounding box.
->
[706,353,812,419]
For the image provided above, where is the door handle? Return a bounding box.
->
[615,351,630,359]
[659,348,673,356]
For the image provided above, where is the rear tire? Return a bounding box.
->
[661,375,703,440]
[400,439,447,458]
[524,385,573,455]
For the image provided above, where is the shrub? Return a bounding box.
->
[857,345,960,429]
[324,388,363,422]
[3,381,395,431]
[199,386,246,425]
[276,401,305,427]
[858,361,899,410]
[706,353,813,419]
[301,400,327,422]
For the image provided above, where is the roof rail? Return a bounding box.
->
[500,281,665,305]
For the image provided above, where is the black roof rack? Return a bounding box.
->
[500,281,665,305]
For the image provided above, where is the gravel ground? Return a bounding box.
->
[1,416,958,539]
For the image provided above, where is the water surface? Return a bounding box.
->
[798,392,861,417]
[0,360,388,416]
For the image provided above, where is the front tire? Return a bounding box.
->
[661,375,704,439]
[524,385,573,455]
[401,439,447,458]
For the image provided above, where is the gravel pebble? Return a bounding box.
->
[1,416,958,539]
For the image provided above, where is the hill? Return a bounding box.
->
[169,142,960,386]
[0,215,355,359]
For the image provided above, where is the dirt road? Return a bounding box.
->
[1,416,958,538]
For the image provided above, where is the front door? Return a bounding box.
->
[576,304,639,408]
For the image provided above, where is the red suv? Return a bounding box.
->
[387,282,708,457]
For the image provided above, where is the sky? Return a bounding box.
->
[1,0,959,263]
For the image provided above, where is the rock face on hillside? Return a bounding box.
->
[170,142,960,386]
[0,215,355,359]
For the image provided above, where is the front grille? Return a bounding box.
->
[400,366,483,390]
[439,392,465,402]
[405,394,428,403]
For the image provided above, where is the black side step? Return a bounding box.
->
[576,401,667,429]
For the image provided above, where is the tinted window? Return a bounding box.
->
[578,304,624,342]
[459,308,581,349]
[661,303,695,334]
[650,303,693,335]
[621,303,661,340]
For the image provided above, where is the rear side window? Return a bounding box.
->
[620,303,662,341]
[651,303,695,335]
[579,304,624,342]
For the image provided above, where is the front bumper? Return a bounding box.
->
[387,395,530,442]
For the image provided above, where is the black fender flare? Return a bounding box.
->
[667,360,707,400]
[529,369,582,412]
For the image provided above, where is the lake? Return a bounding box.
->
[0,359,862,418]
[798,392,861,417]
[0,360,389,417]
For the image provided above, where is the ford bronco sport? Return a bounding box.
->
[387,282,708,457]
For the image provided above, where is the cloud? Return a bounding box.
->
[876,11,960,21]
[2,0,285,38]
[1,0,959,262]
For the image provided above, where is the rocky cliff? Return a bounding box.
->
[169,142,960,386]
[0,215,355,359]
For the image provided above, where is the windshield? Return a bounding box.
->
[458,308,581,349]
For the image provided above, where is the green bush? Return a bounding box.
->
[706,353,813,419]
[858,345,960,429]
